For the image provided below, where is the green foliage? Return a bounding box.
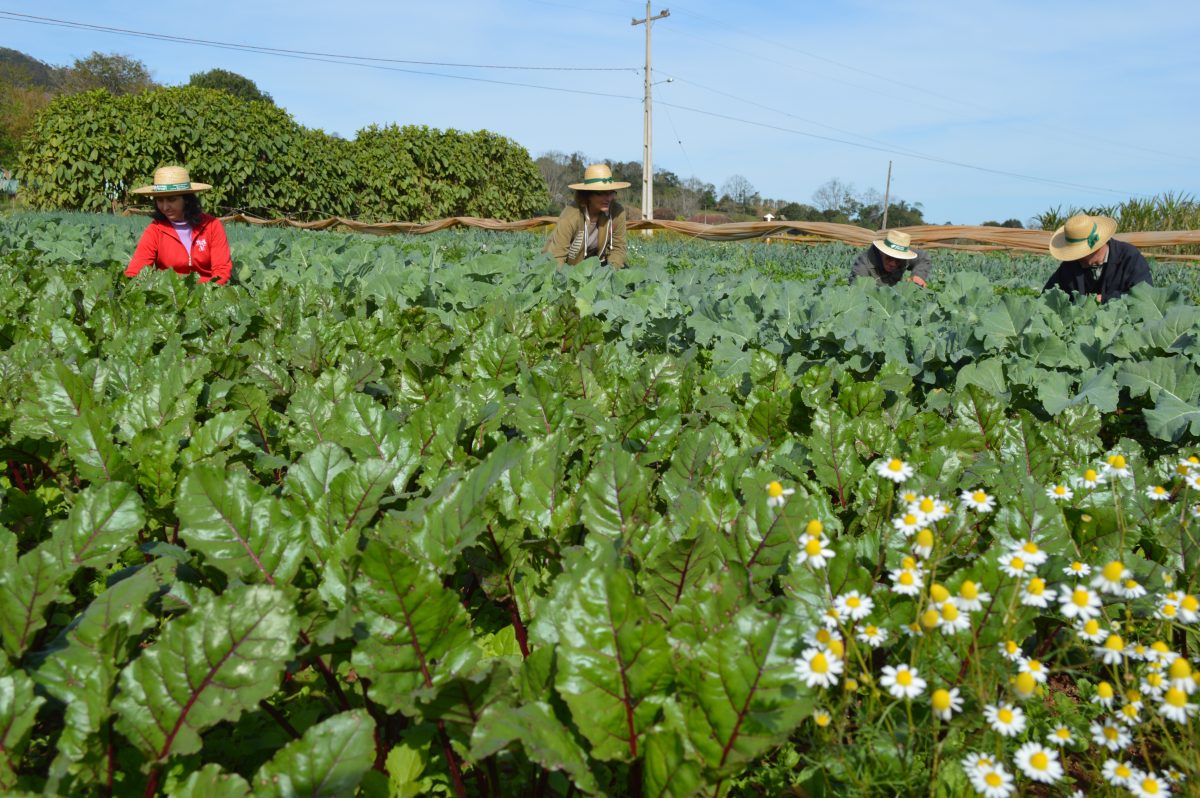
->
[186,68,273,104]
[0,214,1198,796]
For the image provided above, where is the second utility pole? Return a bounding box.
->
[633,1,669,223]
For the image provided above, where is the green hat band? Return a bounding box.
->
[884,238,910,252]
[583,176,615,184]
[1065,222,1099,249]
[152,182,192,192]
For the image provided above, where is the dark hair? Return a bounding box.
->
[151,193,205,226]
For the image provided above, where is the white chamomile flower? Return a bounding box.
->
[999,552,1035,578]
[1168,658,1195,694]
[1079,467,1105,488]
[971,763,1015,798]
[1095,633,1127,665]
[938,600,971,634]
[907,495,950,524]
[875,457,914,483]
[1117,701,1141,726]
[1091,560,1130,594]
[1146,484,1171,501]
[1119,578,1147,600]
[930,687,962,720]
[961,752,999,779]
[1047,724,1074,746]
[1019,657,1049,685]
[794,646,842,689]
[1059,584,1102,621]
[1045,483,1073,501]
[1090,717,1132,751]
[960,488,996,512]
[997,639,1023,662]
[1020,577,1051,608]
[892,511,922,536]
[1013,741,1062,784]
[1178,593,1199,623]
[765,480,795,508]
[1130,771,1172,797]
[856,624,887,647]
[834,590,874,621]
[1178,456,1200,474]
[954,579,989,612]
[1092,680,1117,708]
[1062,560,1091,577]
[1077,618,1107,644]
[795,535,836,569]
[1103,758,1137,787]
[1105,453,1132,478]
[984,702,1026,737]
[880,664,926,700]
[1010,538,1048,566]
[1187,473,1200,491]
[889,566,923,596]
[911,527,935,558]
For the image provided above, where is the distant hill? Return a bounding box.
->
[0,47,58,88]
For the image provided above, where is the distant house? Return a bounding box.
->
[0,168,18,196]
[762,212,775,222]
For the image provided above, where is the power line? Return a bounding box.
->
[656,100,1139,197]
[0,11,636,72]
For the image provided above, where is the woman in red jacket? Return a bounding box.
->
[125,165,233,285]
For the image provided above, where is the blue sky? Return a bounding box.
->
[4,0,1199,225]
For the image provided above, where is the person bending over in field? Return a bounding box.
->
[1042,213,1150,303]
[544,163,629,268]
[850,230,929,287]
[125,165,233,285]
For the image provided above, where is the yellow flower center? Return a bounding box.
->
[1028,578,1045,595]
[1054,727,1070,739]
[811,653,829,674]
[931,689,950,711]
[920,609,939,629]
[1084,468,1098,481]
[1069,561,1084,572]
[1163,604,1178,617]
[805,519,823,536]
[1103,726,1118,741]
[1169,659,1192,680]
[1102,561,1125,582]
[1182,594,1199,612]
[930,584,950,603]
[846,596,861,608]
[1030,752,1049,770]
[805,538,823,556]
[1153,486,1167,495]
[1083,619,1101,636]
[767,481,784,498]
[814,711,831,727]
[1116,764,1131,778]
[985,773,1002,788]
[899,571,915,586]
[828,639,844,658]
[1005,640,1019,655]
[1015,672,1035,696]
[1141,778,1160,795]
[960,580,978,600]
[998,708,1014,723]
[1104,634,1124,651]
[1027,659,1042,673]
[901,556,916,569]
[1010,556,1025,571]
[896,669,913,687]
[972,490,988,503]
[816,629,832,644]
[1072,589,1090,607]
[1165,687,1187,708]
[915,528,933,549]
[1108,454,1126,469]
[887,458,904,472]
[902,513,918,526]
[941,602,959,622]
[1053,485,1068,495]
[863,625,878,638]
[1097,681,1114,699]
[1124,579,1139,590]
[1022,541,1039,555]
[919,497,935,513]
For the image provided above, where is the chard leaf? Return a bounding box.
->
[682,607,811,775]
[48,481,144,572]
[351,541,477,715]
[64,408,133,484]
[0,545,66,659]
[580,444,655,540]
[251,710,376,797]
[167,764,251,798]
[113,585,298,764]
[0,669,45,790]
[469,701,600,795]
[177,466,305,585]
[549,553,673,761]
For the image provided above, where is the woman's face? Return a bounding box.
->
[584,190,616,217]
[155,195,186,222]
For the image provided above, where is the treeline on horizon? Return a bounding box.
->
[3,47,1198,230]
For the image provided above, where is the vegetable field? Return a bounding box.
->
[1,213,1199,797]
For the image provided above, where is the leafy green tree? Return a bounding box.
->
[187,68,273,104]
[58,52,156,96]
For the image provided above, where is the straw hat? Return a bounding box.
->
[872,230,919,261]
[131,165,212,196]
[569,163,630,191]
[1048,213,1117,261]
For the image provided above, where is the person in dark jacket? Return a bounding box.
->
[1042,213,1150,303]
[850,230,929,287]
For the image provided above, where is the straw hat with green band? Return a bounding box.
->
[871,230,919,261]
[568,163,631,191]
[1048,213,1118,261]
[131,165,212,196]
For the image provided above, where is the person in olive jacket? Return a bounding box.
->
[850,230,929,287]
[1043,213,1151,303]
[544,164,629,268]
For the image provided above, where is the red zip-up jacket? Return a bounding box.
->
[125,213,233,285]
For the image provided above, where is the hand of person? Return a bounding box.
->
[1095,294,1103,303]
[910,275,927,288]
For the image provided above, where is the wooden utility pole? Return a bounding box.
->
[633,2,669,223]
[881,160,893,230]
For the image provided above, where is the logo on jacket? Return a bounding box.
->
[197,239,207,252]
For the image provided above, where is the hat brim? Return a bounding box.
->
[131,182,212,196]
[1048,216,1117,261]
[872,239,918,261]
[568,180,631,191]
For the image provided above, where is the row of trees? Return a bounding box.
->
[18,87,548,221]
